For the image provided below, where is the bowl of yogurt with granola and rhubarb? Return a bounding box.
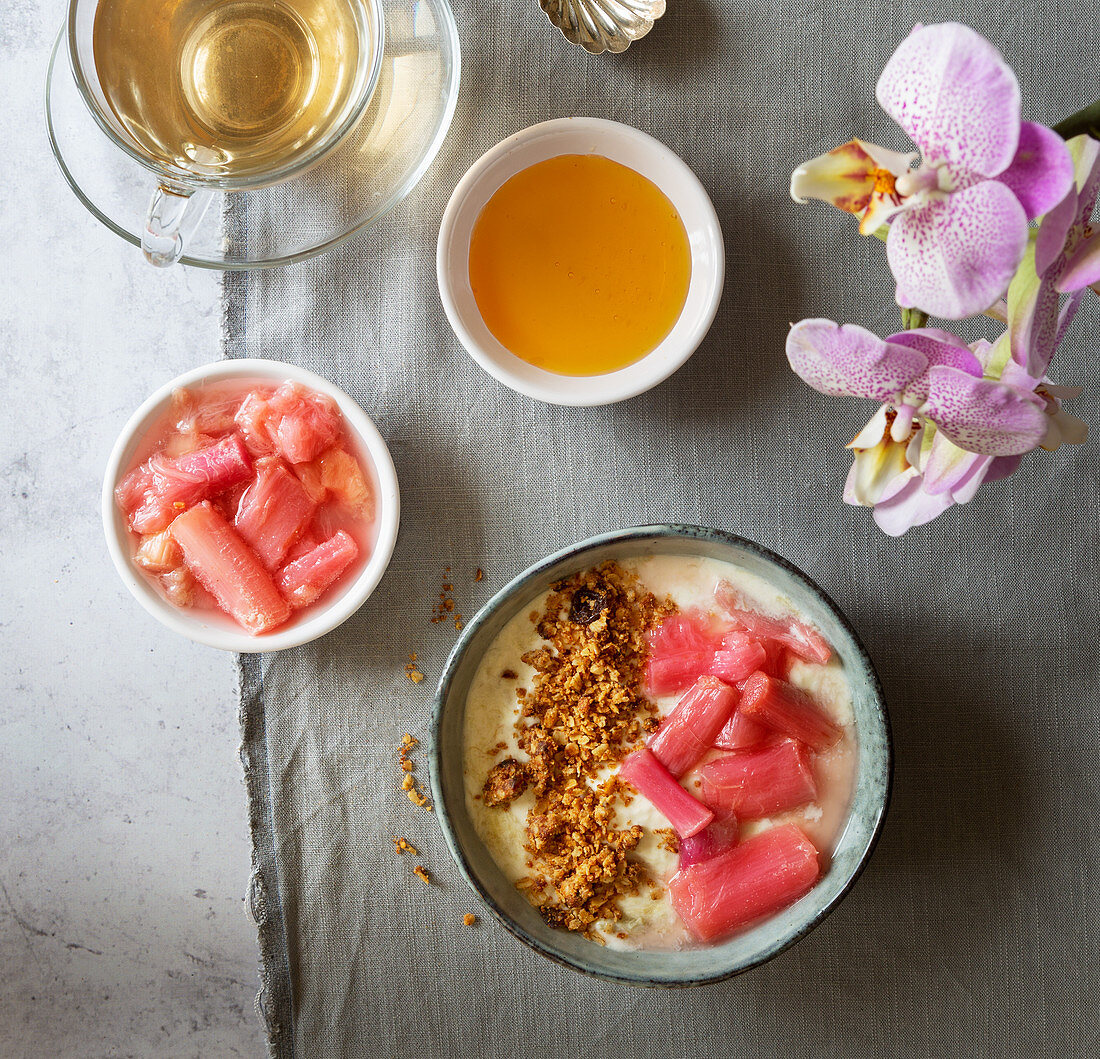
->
[430,526,891,984]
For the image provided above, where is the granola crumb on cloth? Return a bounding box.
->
[477,561,675,938]
[463,913,478,926]
[399,734,431,809]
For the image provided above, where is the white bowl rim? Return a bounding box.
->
[101,358,401,653]
[436,117,725,406]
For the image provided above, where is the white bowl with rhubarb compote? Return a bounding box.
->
[430,526,891,984]
[103,359,399,653]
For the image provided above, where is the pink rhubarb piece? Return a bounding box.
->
[168,501,291,634]
[234,458,318,569]
[117,433,253,534]
[235,382,343,465]
[293,446,375,518]
[739,672,841,750]
[676,808,741,869]
[646,611,722,696]
[277,530,359,608]
[618,748,714,839]
[697,740,818,820]
[669,824,821,941]
[714,580,833,664]
[648,676,738,777]
[714,708,772,750]
[709,631,768,683]
[170,386,246,436]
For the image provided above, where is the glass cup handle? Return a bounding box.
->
[142,183,214,267]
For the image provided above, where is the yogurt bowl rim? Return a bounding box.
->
[102,357,401,653]
[430,525,892,985]
[436,117,725,407]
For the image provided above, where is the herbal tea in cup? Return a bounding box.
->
[68,0,383,264]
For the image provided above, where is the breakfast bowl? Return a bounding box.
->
[102,358,400,653]
[430,526,891,985]
[436,118,724,406]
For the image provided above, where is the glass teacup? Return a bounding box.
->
[68,0,385,265]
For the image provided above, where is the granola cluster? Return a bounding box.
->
[480,561,675,938]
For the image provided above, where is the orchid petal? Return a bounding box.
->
[847,403,891,449]
[786,320,928,401]
[922,433,993,497]
[907,421,933,474]
[876,22,1020,176]
[985,454,1023,483]
[845,405,922,506]
[842,461,861,506]
[887,328,982,401]
[982,332,1012,378]
[859,192,912,237]
[1043,404,1089,449]
[1057,234,1100,292]
[924,366,1046,455]
[1033,132,1097,276]
[887,181,1028,318]
[791,141,876,213]
[1007,242,1061,377]
[845,436,916,507]
[890,334,983,405]
[1034,184,1079,276]
[859,141,922,175]
[948,453,996,503]
[871,476,955,536]
[998,359,1041,392]
[1042,383,1083,400]
[997,123,1075,220]
[1068,133,1100,230]
[856,141,923,235]
[790,140,917,235]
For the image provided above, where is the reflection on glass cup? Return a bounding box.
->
[67,0,385,265]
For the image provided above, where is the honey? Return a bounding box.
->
[468,155,692,377]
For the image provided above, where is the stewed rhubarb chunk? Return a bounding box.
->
[739,672,841,750]
[618,748,714,839]
[714,708,772,750]
[677,808,740,869]
[668,824,821,941]
[646,611,719,695]
[117,433,253,534]
[234,458,318,569]
[293,446,375,517]
[697,740,817,820]
[709,632,768,684]
[235,382,343,464]
[277,530,359,608]
[170,386,244,436]
[648,676,738,777]
[714,580,833,664]
[133,530,182,573]
[168,502,291,633]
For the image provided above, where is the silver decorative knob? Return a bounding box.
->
[539,0,666,55]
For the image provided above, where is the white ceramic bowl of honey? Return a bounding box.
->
[437,118,724,406]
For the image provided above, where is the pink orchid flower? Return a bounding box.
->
[791,23,1074,319]
[786,319,1048,455]
[790,324,1087,535]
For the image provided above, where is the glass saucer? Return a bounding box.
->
[45,0,460,270]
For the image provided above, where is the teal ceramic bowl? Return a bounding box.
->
[429,526,891,985]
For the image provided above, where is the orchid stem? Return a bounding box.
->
[901,307,929,330]
[1055,99,1100,141]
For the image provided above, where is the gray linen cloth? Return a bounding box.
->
[224,2,1100,1055]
